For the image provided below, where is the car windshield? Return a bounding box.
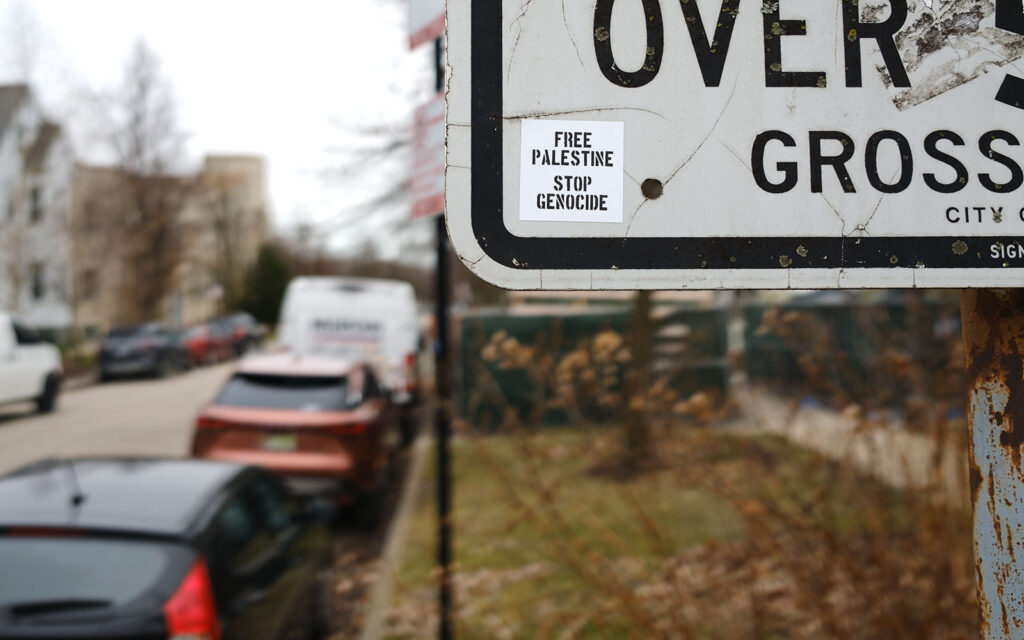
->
[216,374,351,411]
[0,537,176,609]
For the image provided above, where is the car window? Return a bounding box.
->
[244,475,292,535]
[209,476,291,576]
[0,537,176,609]
[216,374,351,411]
[12,322,41,345]
[210,495,266,573]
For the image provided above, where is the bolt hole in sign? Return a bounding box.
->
[446,0,1024,290]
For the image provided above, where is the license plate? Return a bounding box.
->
[261,434,297,452]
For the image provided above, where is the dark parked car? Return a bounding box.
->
[0,457,333,639]
[98,323,190,380]
[214,313,264,357]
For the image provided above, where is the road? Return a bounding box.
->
[0,363,233,474]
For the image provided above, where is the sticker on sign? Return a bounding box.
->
[446,0,1024,290]
[519,119,624,223]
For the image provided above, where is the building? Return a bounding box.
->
[174,155,269,326]
[71,155,269,336]
[0,85,76,338]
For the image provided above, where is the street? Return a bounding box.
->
[0,364,233,474]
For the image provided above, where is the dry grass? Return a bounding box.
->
[387,298,976,639]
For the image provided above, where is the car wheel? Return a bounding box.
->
[35,374,60,413]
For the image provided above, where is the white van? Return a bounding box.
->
[0,313,63,412]
[277,277,421,441]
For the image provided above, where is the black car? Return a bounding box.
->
[0,458,333,639]
[213,313,264,357]
[98,323,190,380]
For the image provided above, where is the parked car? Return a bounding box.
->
[0,457,333,639]
[192,353,400,520]
[277,277,421,445]
[0,313,62,413]
[184,321,234,366]
[98,323,189,380]
[215,312,264,357]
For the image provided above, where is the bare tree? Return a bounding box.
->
[192,172,261,313]
[1,0,42,82]
[88,39,190,324]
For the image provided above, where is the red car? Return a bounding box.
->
[191,353,399,519]
[184,322,233,366]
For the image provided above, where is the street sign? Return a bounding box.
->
[409,0,444,49]
[412,93,445,218]
[446,0,1024,289]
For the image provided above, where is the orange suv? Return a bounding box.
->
[192,353,399,515]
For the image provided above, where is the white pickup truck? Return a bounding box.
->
[0,313,62,412]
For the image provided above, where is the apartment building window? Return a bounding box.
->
[29,187,42,223]
[30,263,45,300]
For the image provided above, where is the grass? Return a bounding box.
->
[383,425,958,640]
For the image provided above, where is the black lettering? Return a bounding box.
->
[842,0,910,88]
[594,0,664,87]
[763,1,826,87]
[678,0,740,87]
[752,130,798,193]
[979,130,1024,193]
[865,130,913,193]
[810,131,856,193]
[997,0,1024,36]
[946,207,960,223]
[923,130,968,193]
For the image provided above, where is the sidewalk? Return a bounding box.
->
[734,385,968,507]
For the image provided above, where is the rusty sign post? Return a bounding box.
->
[963,289,1024,640]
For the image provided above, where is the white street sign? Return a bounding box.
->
[412,93,446,218]
[409,0,444,49]
[446,0,1024,289]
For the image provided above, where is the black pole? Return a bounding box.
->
[433,35,453,640]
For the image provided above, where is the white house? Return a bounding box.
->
[0,84,75,337]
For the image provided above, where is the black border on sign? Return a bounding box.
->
[470,1,1022,272]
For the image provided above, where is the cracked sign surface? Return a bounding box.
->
[446,0,1024,290]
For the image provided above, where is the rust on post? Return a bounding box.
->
[962,289,1024,639]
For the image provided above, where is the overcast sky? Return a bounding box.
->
[0,0,436,257]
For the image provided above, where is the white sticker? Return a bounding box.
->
[519,119,624,223]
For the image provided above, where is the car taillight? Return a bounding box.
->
[163,558,221,640]
[326,422,369,435]
[196,415,231,429]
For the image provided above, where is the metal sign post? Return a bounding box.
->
[963,289,1024,640]
[433,33,454,639]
